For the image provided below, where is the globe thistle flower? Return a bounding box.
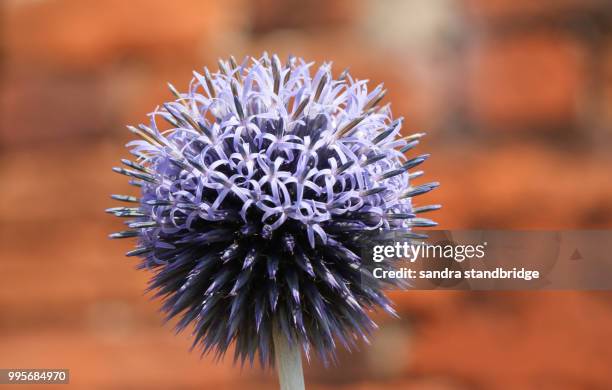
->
[108,54,439,368]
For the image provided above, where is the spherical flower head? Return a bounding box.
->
[108,54,439,367]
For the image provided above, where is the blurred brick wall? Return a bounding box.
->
[464,0,612,136]
[1,1,612,389]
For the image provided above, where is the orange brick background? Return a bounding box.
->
[1,0,612,389]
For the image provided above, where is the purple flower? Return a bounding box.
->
[108,54,439,366]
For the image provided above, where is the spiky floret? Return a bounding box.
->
[108,54,438,367]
